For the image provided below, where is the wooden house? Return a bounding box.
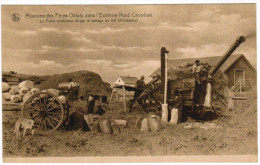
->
[113,76,137,100]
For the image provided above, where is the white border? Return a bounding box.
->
[0,1,259,165]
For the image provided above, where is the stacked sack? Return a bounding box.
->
[2,80,36,103]
[2,80,68,105]
[136,112,162,133]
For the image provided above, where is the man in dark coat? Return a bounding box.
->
[86,93,95,114]
[68,78,80,101]
[129,75,146,112]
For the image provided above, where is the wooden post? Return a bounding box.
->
[108,89,114,107]
[122,85,127,113]
[228,92,234,110]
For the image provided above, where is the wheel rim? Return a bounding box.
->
[21,92,65,131]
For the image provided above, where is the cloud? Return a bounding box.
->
[2,4,256,84]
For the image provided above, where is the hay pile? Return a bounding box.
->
[36,70,112,98]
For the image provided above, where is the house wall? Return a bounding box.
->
[225,57,256,87]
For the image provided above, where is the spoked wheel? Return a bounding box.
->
[21,92,67,131]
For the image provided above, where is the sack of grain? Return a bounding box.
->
[31,88,41,94]
[140,118,151,132]
[169,108,178,124]
[111,124,120,134]
[148,114,162,132]
[2,92,11,101]
[10,94,22,103]
[2,82,10,93]
[57,95,68,104]
[114,120,127,127]
[58,82,70,90]
[161,104,168,123]
[135,116,144,129]
[19,87,30,96]
[100,119,113,134]
[9,86,20,94]
[46,89,59,97]
[40,90,48,98]
[23,91,32,102]
[18,80,34,89]
[92,120,101,133]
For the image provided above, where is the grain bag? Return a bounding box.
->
[169,108,178,124]
[23,91,32,102]
[18,80,34,89]
[46,89,59,97]
[2,92,11,101]
[148,114,162,132]
[92,120,101,133]
[140,118,151,132]
[10,94,22,103]
[31,88,41,94]
[19,87,30,96]
[57,95,68,104]
[100,119,113,134]
[161,104,168,123]
[2,82,10,93]
[9,86,20,94]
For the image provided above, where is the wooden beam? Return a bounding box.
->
[122,85,127,113]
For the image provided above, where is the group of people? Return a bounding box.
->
[68,59,203,124]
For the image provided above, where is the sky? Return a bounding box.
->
[2,4,256,84]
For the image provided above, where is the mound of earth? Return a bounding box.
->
[36,70,112,97]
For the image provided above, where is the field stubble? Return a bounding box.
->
[2,97,257,157]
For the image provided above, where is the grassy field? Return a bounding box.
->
[2,98,257,157]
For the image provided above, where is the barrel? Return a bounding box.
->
[100,119,113,134]
[169,108,178,124]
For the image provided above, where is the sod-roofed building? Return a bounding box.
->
[150,54,256,90]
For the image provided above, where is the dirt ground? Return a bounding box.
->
[2,98,258,157]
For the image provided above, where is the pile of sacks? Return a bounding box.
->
[2,80,68,104]
[84,114,127,134]
[136,112,162,133]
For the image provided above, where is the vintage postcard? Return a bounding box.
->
[1,4,258,163]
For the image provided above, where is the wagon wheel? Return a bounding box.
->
[21,92,66,131]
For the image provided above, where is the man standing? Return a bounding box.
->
[86,93,95,114]
[192,60,203,85]
[129,75,146,112]
[68,78,80,101]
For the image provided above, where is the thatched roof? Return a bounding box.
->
[150,54,255,77]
